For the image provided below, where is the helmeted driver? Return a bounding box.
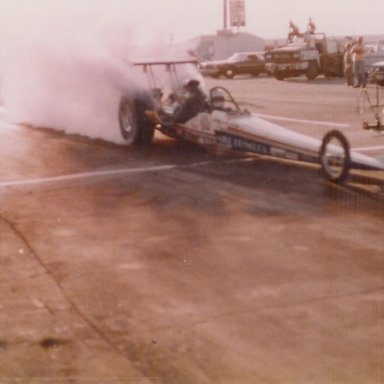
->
[173,79,208,123]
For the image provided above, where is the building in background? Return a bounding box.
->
[188,29,264,62]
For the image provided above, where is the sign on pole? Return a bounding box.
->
[229,0,246,27]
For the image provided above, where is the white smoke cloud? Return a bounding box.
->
[0,0,202,143]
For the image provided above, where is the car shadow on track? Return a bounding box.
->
[139,138,384,214]
[283,77,345,86]
[42,126,384,214]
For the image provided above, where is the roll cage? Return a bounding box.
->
[133,60,243,124]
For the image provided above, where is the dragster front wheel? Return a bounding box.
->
[319,130,351,183]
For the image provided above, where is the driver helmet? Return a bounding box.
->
[211,88,225,109]
[183,78,200,90]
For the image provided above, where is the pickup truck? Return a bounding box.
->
[265,33,343,80]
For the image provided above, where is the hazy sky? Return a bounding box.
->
[144,0,384,41]
[0,0,383,45]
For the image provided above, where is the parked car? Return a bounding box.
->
[365,40,384,71]
[198,52,266,79]
[369,60,384,86]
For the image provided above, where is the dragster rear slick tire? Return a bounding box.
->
[118,96,155,147]
[319,130,351,183]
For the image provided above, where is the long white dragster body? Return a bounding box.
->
[118,60,384,184]
[179,107,384,172]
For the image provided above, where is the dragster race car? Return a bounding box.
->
[118,60,384,184]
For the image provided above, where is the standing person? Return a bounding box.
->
[288,21,300,42]
[344,42,354,86]
[307,17,316,34]
[352,36,367,88]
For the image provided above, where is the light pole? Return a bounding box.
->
[223,0,228,30]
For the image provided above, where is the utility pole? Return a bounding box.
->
[223,0,228,30]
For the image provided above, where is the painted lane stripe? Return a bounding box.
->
[1,111,350,130]
[254,113,350,128]
[0,164,178,189]
[0,158,251,189]
[352,145,384,152]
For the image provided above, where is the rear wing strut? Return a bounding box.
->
[132,59,198,91]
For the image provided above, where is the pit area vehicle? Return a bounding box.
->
[118,60,384,184]
[265,33,343,80]
[359,61,384,132]
[198,52,266,79]
[365,40,384,71]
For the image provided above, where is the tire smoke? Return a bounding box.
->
[0,0,201,144]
